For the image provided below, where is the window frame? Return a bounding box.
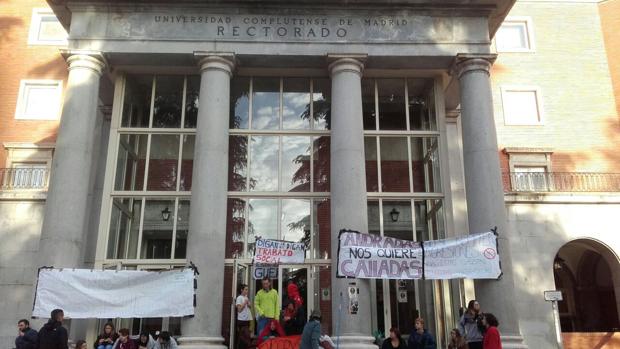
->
[15,79,63,120]
[500,85,545,126]
[27,8,68,46]
[495,16,536,53]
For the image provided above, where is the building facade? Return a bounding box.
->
[0,0,619,348]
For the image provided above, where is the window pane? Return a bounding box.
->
[175,200,190,259]
[153,76,184,128]
[230,77,250,129]
[314,199,330,259]
[313,136,330,192]
[226,198,247,259]
[281,136,311,192]
[38,16,67,41]
[367,200,380,235]
[411,137,441,192]
[377,79,406,130]
[497,23,529,51]
[22,83,61,118]
[107,198,141,259]
[252,78,280,130]
[362,79,376,130]
[147,135,180,191]
[503,90,540,125]
[248,198,278,242]
[249,136,279,191]
[408,79,437,131]
[282,78,311,129]
[179,135,194,191]
[365,137,379,192]
[313,78,331,130]
[122,75,152,128]
[185,76,200,128]
[380,137,410,192]
[281,199,311,256]
[141,199,175,259]
[383,200,413,240]
[114,134,147,191]
[228,135,249,191]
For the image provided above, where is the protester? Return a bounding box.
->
[236,284,252,349]
[112,329,135,349]
[255,278,279,336]
[482,314,502,349]
[136,332,157,349]
[38,308,68,349]
[300,310,322,349]
[381,327,407,349]
[257,319,285,346]
[287,280,304,308]
[282,300,304,335]
[16,319,38,349]
[407,318,436,349]
[95,323,119,349]
[75,340,88,349]
[458,300,484,349]
[448,329,469,349]
[155,331,178,349]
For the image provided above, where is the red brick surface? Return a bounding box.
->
[0,0,66,166]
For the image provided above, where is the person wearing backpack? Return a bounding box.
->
[38,309,68,349]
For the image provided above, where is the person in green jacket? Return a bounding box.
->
[255,277,280,336]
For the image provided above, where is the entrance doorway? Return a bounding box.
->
[554,239,620,332]
[229,262,322,347]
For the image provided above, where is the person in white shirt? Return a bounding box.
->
[235,284,252,349]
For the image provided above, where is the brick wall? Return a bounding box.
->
[491,0,620,173]
[0,0,65,167]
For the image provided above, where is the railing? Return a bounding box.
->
[503,172,620,193]
[0,168,50,190]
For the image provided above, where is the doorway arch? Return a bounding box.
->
[554,239,620,332]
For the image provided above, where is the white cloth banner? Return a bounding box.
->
[337,230,501,280]
[253,239,306,264]
[424,231,501,279]
[32,268,195,319]
[337,230,424,279]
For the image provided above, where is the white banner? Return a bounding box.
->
[336,230,501,280]
[253,239,306,264]
[337,230,424,279]
[424,231,501,279]
[33,268,195,319]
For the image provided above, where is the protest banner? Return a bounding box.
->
[253,238,306,264]
[424,231,501,279]
[336,229,501,280]
[33,268,194,318]
[337,230,423,279]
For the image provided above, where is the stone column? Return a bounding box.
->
[178,53,234,349]
[328,56,376,349]
[37,52,106,269]
[453,54,527,348]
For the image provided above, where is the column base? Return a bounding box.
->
[332,335,378,349]
[177,336,227,349]
[502,334,529,348]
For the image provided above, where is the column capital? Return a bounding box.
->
[327,54,367,77]
[194,52,235,76]
[61,50,106,76]
[451,53,497,79]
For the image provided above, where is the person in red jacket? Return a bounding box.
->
[257,319,286,346]
[482,313,502,349]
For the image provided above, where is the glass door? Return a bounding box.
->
[230,260,251,348]
[278,265,313,335]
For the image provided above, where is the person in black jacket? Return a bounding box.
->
[16,319,38,349]
[38,309,68,349]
